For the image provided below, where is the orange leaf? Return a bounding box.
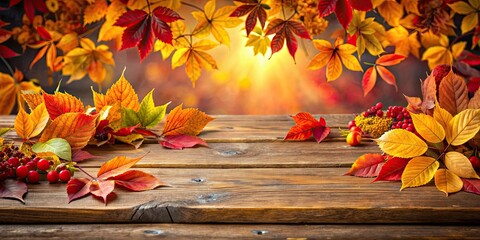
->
[108,170,166,191]
[285,124,314,141]
[29,44,49,69]
[162,104,214,136]
[92,88,108,112]
[439,70,469,115]
[97,155,144,179]
[291,112,317,125]
[39,113,97,150]
[362,67,377,96]
[67,178,92,203]
[375,54,406,66]
[43,91,84,120]
[22,92,44,110]
[83,0,108,25]
[285,112,330,143]
[90,179,115,204]
[345,153,385,177]
[14,108,33,140]
[376,65,398,91]
[104,71,140,111]
[29,103,49,138]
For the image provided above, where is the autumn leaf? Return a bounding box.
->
[9,0,48,22]
[374,0,404,27]
[192,0,242,46]
[0,70,42,115]
[347,11,385,58]
[171,39,219,86]
[83,0,108,25]
[67,178,92,203]
[404,71,437,114]
[422,36,466,70]
[385,26,421,58]
[448,0,479,33]
[62,38,115,86]
[446,109,480,146]
[362,54,405,96]
[137,90,170,129]
[401,156,439,190]
[162,104,214,137]
[373,157,410,182]
[43,91,84,120]
[90,180,115,203]
[345,153,385,177]
[439,70,469,115]
[434,169,463,195]
[462,178,480,195]
[318,0,373,29]
[230,0,269,36]
[92,69,140,113]
[28,27,62,73]
[14,108,34,141]
[0,179,28,203]
[109,170,165,191]
[308,38,362,81]
[98,0,127,45]
[22,91,44,111]
[444,151,480,179]
[409,112,445,143]
[245,26,271,56]
[434,102,453,131]
[284,112,331,143]
[469,89,480,109]
[72,149,104,162]
[39,112,97,150]
[160,134,208,150]
[375,129,428,158]
[56,33,79,53]
[265,18,311,61]
[32,138,72,161]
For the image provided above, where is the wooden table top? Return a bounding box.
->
[1,114,479,239]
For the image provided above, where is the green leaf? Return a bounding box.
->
[138,89,170,129]
[0,128,10,137]
[32,138,72,161]
[121,107,140,127]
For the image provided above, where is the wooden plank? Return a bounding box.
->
[0,114,355,142]
[78,141,380,168]
[2,223,480,239]
[1,168,479,224]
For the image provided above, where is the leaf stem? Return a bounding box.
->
[75,165,96,180]
[364,62,375,66]
[0,56,15,78]
[78,22,102,39]
[146,0,151,14]
[450,31,474,47]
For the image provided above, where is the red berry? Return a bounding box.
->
[469,156,480,172]
[26,162,36,171]
[16,165,28,179]
[47,171,59,183]
[7,157,20,167]
[27,170,39,183]
[350,126,362,133]
[346,131,362,146]
[376,102,383,110]
[396,114,403,121]
[347,120,356,129]
[363,112,369,117]
[406,126,414,132]
[37,159,50,171]
[59,170,71,182]
[376,110,383,117]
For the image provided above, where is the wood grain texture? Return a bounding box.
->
[1,168,479,224]
[2,224,480,240]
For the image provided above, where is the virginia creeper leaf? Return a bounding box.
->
[285,112,331,143]
[375,129,428,158]
[160,134,208,150]
[109,170,166,191]
[362,67,377,96]
[0,179,27,203]
[345,153,384,177]
[90,180,115,204]
[401,156,439,190]
[97,155,144,179]
[265,18,311,61]
[32,138,72,161]
[230,1,268,36]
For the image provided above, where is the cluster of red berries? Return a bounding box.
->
[0,145,72,184]
[362,102,384,117]
[387,106,415,132]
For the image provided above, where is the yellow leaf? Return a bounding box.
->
[245,27,271,56]
[104,70,140,111]
[347,12,385,58]
[445,151,480,179]
[385,26,420,58]
[434,102,453,130]
[29,103,49,138]
[327,54,342,82]
[39,112,97,150]
[446,109,480,146]
[377,0,404,26]
[115,133,144,149]
[375,129,428,158]
[461,13,478,34]
[0,72,16,114]
[83,0,108,25]
[401,156,439,190]
[14,108,33,140]
[22,92,44,111]
[439,70,469,115]
[409,112,445,143]
[434,169,463,195]
[401,0,420,15]
[56,33,79,53]
[162,104,214,136]
[448,1,475,15]
[451,41,467,59]
[98,0,126,42]
[422,46,452,70]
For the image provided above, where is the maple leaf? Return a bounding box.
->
[0,70,41,114]
[347,11,385,58]
[318,0,373,29]
[160,134,208,150]
[284,112,331,143]
[308,38,363,81]
[28,27,62,73]
[9,0,48,23]
[230,0,269,36]
[162,104,214,137]
[345,153,385,177]
[245,26,271,56]
[67,155,166,204]
[83,0,108,25]
[448,0,479,33]
[362,54,406,96]
[114,5,182,60]
[265,18,312,61]
[385,26,421,58]
[171,39,219,86]
[0,179,28,203]
[62,38,115,86]
[192,0,243,46]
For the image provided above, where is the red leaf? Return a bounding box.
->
[375,54,406,66]
[285,112,330,143]
[362,67,377,96]
[312,124,330,143]
[376,65,398,91]
[10,0,48,22]
[135,128,158,137]
[0,179,27,203]
[43,92,84,120]
[285,124,313,141]
[90,180,115,204]
[318,0,338,17]
[67,178,92,203]
[36,26,52,41]
[373,157,410,182]
[462,178,480,195]
[349,0,373,11]
[152,6,183,23]
[467,77,480,93]
[109,170,166,191]
[113,124,140,136]
[335,0,353,29]
[160,134,208,150]
[230,4,267,36]
[0,45,19,58]
[458,51,480,66]
[345,153,385,177]
[72,149,105,162]
[292,112,317,125]
[266,19,311,60]
[152,7,182,44]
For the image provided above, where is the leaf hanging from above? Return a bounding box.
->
[161,104,214,137]
[375,129,428,158]
[318,0,372,29]
[245,26,271,56]
[265,18,312,61]
[345,153,385,177]
[83,0,108,25]
[230,1,269,36]
[401,156,439,190]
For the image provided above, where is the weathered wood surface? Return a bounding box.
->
[1,114,479,238]
[3,224,480,240]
